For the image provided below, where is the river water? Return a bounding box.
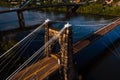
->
[0,7,120,80]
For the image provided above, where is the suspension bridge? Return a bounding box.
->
[0,0,120,80]
[0,17,120,80]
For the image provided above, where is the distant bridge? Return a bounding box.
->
[0,1,93,29]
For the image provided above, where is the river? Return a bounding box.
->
[0,7,120,80]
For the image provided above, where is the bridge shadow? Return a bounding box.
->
[76,37,120,80]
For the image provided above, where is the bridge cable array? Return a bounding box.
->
[17,37,61,79]
[0,19,48,59]
[1,32,40,74]
[0,19,51,79]
[6,20,69,80]
[0,35,36,72]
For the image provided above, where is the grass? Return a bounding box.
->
[76,3,120,17]
[40,3,120,17]
[0,2,11,7]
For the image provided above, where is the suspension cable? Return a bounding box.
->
[6,23,66,80]
[0,32,39,73]
[0,28,44,67]
[6,32,41,75]
[17,36,59,79]
[18,50,45,80]
[0,19,48,59]
[0,40,26,66]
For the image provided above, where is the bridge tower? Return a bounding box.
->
[45,21,76,80]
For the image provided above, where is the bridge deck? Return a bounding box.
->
[11,57,60,80]
[73,18,120,53]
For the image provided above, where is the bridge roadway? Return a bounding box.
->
[11,57,60,80]
[10,18,120,80]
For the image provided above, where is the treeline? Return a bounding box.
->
[0,1,11,7]
[76,1,120,16]
[0,40,16,55]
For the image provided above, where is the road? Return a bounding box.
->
[11,57,60,80]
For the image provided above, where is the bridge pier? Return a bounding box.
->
[17,11,25,28]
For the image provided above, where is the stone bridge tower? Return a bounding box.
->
[45,21,76,80]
